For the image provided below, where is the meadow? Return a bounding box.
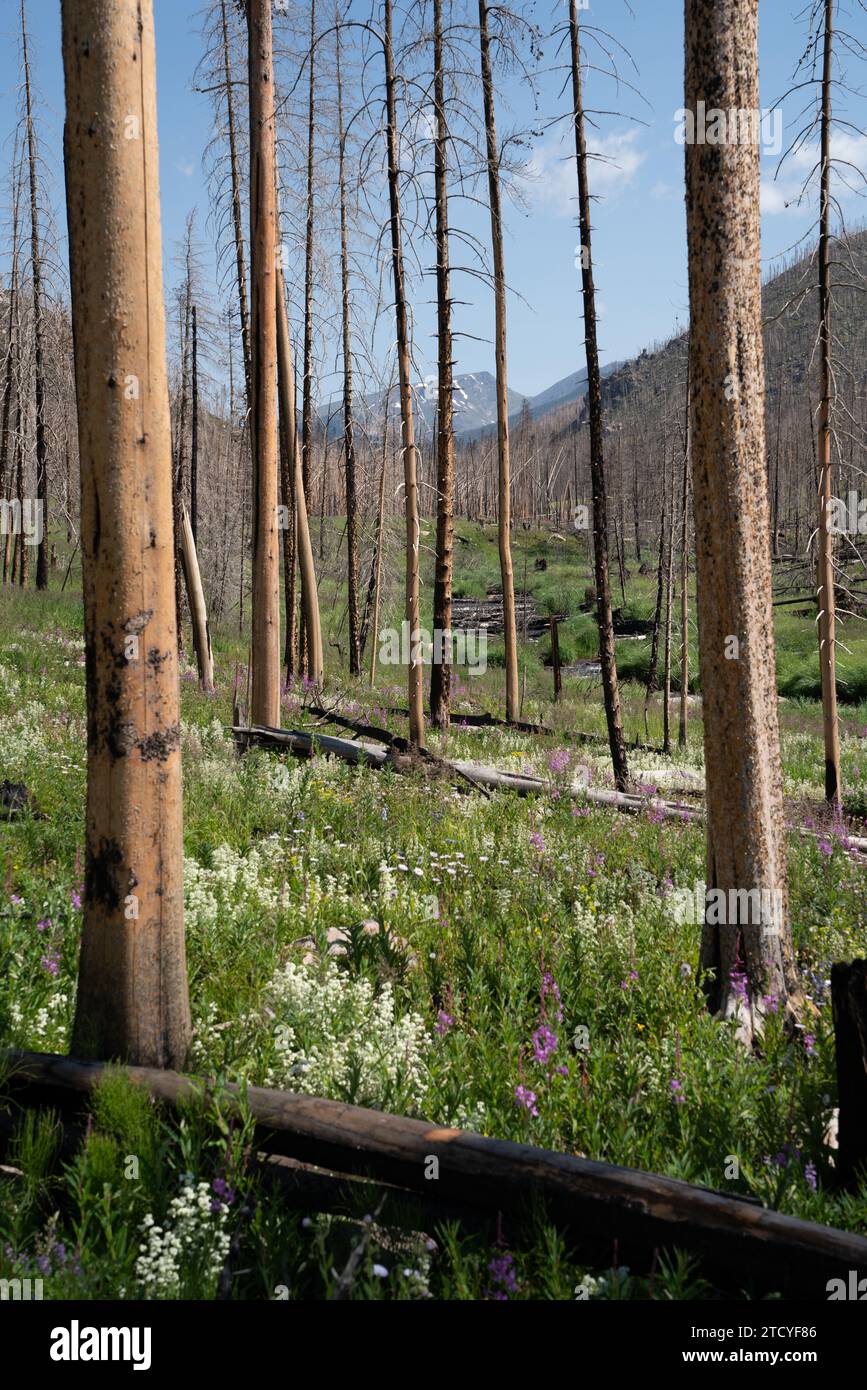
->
[1,527,866,1300]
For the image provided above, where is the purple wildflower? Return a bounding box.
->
[486,1251,518,1299]
[541,971,563,1023]
[804,1163,818,1191]
[531,1025,557,1065]
[669,1078,685,1105]
[514,1085,539,1117]
[435,1009,454,1037]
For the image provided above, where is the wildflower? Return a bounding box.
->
[803,1033,816,1057]
[541,970,564,1023]
[40,950,60,976]
[485,1251,518,1300]
[817,839,832,858]
[804,1163,818,1191]
[729,967,749,1003]
[435,1010,454,1037]
[514,1085,539,1117]
[36,918,51,933]
[531,1025,557,1065]
[211,1177,235,1207]
[529,831,545,854]
[669,1078,685,1105]
[372,1264,388,1279]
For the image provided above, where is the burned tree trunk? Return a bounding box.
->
[679,403,691,749]
[20,0,49,590]
[179,502,214,694]
[62,0,191,1066]
[335,12,360,678]
[384,0,424,745]
[831,960,867,1191]
[685,0,799,1039]
[478,0,520,725]
[277,266,322,686]
[219,0,252,410]
[569,1,629,790]
[247,0,281,725]
[816,0,842,806]
[190,304,199,543]
[429,0,455,730]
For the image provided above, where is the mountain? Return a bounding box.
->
[321,360,627,443]
[322,371,528,441]
[455,359,624,443]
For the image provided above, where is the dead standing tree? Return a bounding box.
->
[428,0,456,730]
[20,0,49,590]
[568,0,629,789]
[685,0,800,1040]
[335,4,361,677]
[383,0,424,746]
[774,0,867,803]
[478,0,520,725]
[62,0,191,1066]
[247,0,282,725]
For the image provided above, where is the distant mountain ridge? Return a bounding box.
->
[321,360,624,443]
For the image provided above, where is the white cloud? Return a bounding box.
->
[176,160,195,179]
[650,180,678,202]
[525,129,645,218]
[761,131,867,216]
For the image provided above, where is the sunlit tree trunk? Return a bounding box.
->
[62,0,191,1066]
[685,0,799,1038]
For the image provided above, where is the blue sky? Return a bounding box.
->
[1,1,864,400]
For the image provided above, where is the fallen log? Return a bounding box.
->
[233,722,709,827]
[233,722,867,855]
[378,702,661,753]
[5,1050,867,1296]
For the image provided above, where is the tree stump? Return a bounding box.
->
[831,959,867,1189]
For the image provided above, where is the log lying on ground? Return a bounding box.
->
[234,722,712,827]
[377,703,661,753]
[6,1050,867,1296]
[233,721,867,855]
